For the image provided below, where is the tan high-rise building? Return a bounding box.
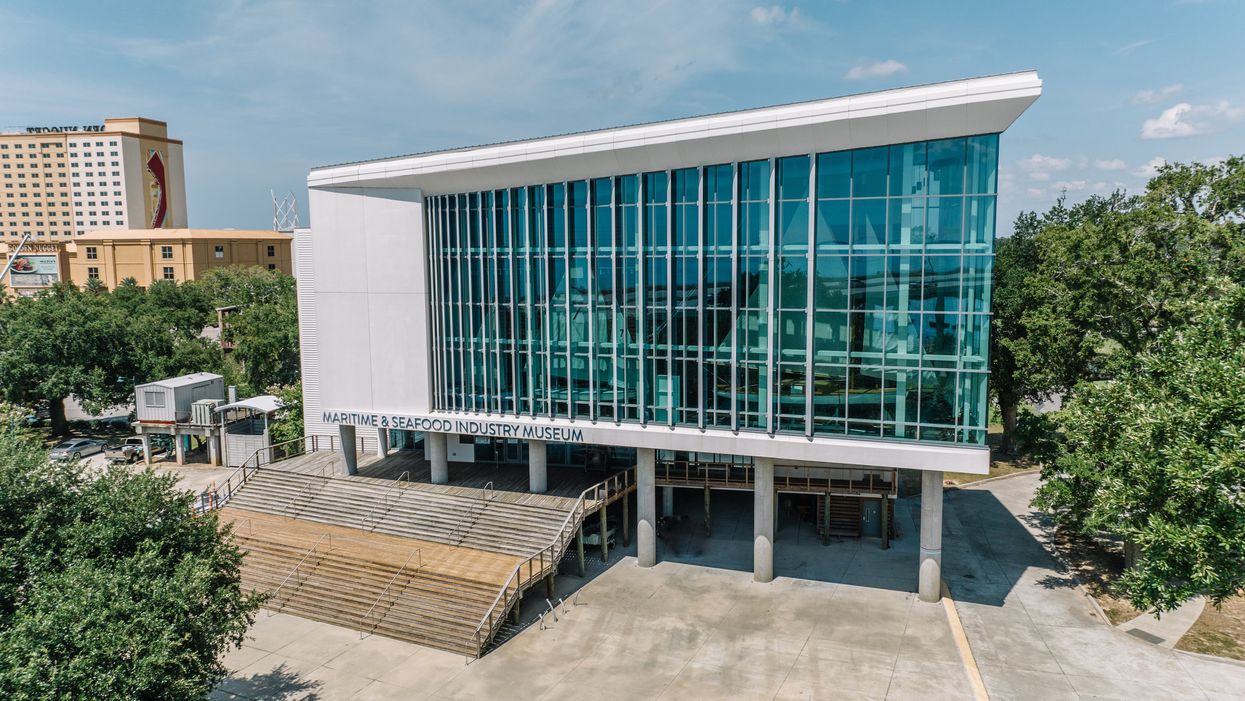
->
[0,117,188,242]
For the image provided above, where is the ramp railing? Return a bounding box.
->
[469,467,634,658]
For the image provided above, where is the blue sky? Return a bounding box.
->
[3,0,1241,233]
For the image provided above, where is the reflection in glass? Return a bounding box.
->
[427,133,1000,447]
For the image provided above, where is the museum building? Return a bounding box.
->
[296,72,1041,600]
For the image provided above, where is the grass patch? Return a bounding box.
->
[945,423,1040,486]
[1177,595,1245,661]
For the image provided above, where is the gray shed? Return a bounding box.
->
[135,373,225,424]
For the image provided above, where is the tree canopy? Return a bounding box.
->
[1032,285,1245,612]
[0,266,300,434]
[0,428,262,698]
[991,158,1245,446]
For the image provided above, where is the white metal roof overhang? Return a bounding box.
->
[215,395,283,415]
[308,71,1041,196]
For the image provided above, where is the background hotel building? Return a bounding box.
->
[297,72,1042,600]
[0,117,187,241]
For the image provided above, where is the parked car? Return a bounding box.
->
[49,438,107,461]
[104,437,146,464]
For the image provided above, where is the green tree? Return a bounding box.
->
[197,266,300,391]
[0,429,262,698]
[0,285,144,435]
[1033,285,1245,612]
[268,382,304,445]
[991,158,1245,448]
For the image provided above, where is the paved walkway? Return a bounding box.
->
[214,472,1245,700]
[1119,596,1205,648]
[946,473,1245,700]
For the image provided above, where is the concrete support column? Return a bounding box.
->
[528,439,547,494]
[427,432,448,484]
[208,434,220,466]
[141,432,152,466]
[637,448,656,568]
[338,424,358,476]
[919,470,944,603]
[662,487,674,517]
[753,458,775,583]
[174,433,185,466]
[376,427,389,457]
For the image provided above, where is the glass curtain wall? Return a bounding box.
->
[427,134,998,446]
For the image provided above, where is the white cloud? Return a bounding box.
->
[750,5,801,26]
[1016,153,1071,173]
[1134,157,1166,178]
[1133,84,1183,104]
[1051,180,1089,192]
[1116,39,1153,55]
[844,59,908,81]
[1026,188,1045,198]
[1141,101,1245,139]
[1094,159,1127,171]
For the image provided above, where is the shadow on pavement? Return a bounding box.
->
[221,662,321,701]
[943,485,1080,607]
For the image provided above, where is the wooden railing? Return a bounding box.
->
[469,467,635,658]
[655,459,895,496]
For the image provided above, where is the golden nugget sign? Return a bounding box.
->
[25,125,104,133]
[321,411,586,443]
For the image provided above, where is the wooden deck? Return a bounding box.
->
[220,507,522,588]
[656,459,897,497]
[272,449,623,512]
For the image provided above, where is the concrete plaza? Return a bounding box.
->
[214,474,1245,700]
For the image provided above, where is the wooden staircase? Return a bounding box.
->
[217,466,635,657]
[224,510,517,657]
[817,494,861,537]
[225,469,569,556]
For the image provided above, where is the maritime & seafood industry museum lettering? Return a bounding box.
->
[321,411,585,443]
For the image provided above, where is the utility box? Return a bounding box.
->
[135,373,225,424]
[191,398,222,426]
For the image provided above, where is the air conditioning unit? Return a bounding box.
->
[191,398,222,426]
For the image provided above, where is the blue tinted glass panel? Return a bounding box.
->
[889,143,926,196]
[966,134,999,195]
[778,155,810,200]
[887,198,925,247]
[928,138,966,196]
[852,147,888,198]
[816,151,851,198]
[815,200,850,248]
[926,197,963,248]
[852,199,886,247]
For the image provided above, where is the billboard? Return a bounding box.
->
[144,145,170,228]
[8,254,59,287]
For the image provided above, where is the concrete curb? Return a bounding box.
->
[942,582,990,700]
[945,468,1041,491]
[1174,647,1245,670]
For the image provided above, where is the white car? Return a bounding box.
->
[49,438,107,461]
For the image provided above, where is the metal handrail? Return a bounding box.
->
[362,471,411,531]
[469,467,634,658]
[281,463,331,518]
[268,531,331,615]
[193,435,321,514]
[359,547,422,639]
[446,480,497,546]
